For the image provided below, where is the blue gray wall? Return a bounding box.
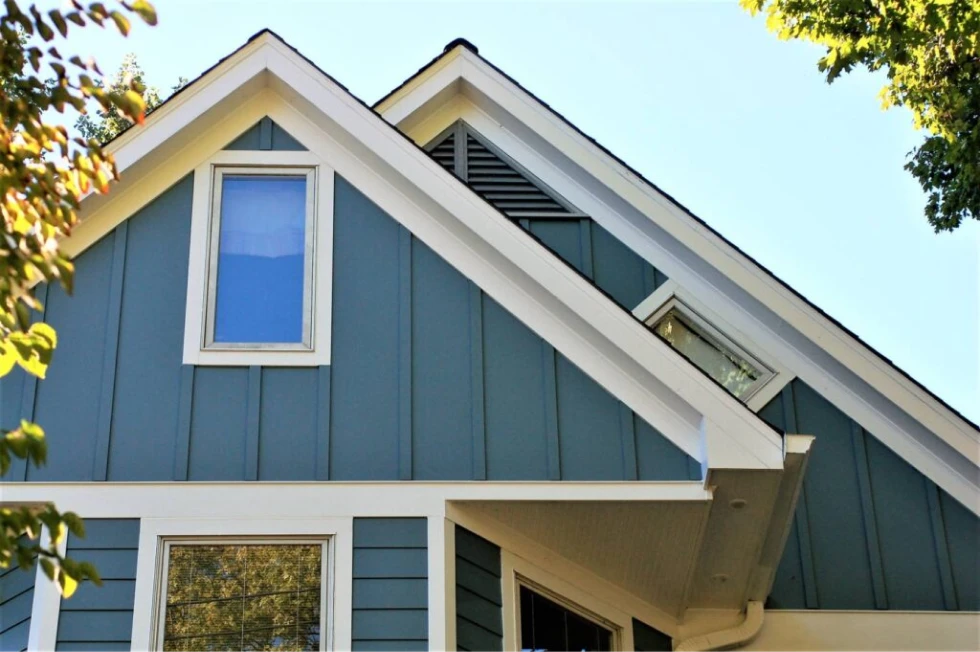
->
[225,116,307,151]
[55,519,139,651]
[0,170,695,483]
[352,518,428,651]
[524,218,666,312]
[760,380,979,611]
[455,527,502,652]
[0,550,34,652]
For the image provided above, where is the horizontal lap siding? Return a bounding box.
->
[762,380,979,611]
[56,520,139,651]
[0,556,34,652]
[455,527,502,652]
[352,518,427,651]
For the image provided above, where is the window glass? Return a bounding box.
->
[162,543,322,652]
[652,307,763,399]
[519,585,611,651]
[213,174,308,344]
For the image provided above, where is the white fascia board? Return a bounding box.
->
[377,51,980,512]
[0,482,712,519]
[256,39,784,470]
[64,33,783,471]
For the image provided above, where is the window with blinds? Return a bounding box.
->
[427,122,583,219]
[158,542,326,652]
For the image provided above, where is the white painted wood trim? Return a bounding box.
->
[502,550,636,651]
[25,529,65,652]
[0,482,712,520]
[427,516,453,652]
[130,516,354,651]
[743,609,980,651]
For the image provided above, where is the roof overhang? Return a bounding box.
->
[375,42,980,514]
[450,435,813,634]
[71,30,788,475]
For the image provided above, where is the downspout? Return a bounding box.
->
[674,601,764,651]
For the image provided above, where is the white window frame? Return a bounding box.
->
[633,280,792,412]
[502,550,632,651]
[154,537,330,652]
[204,166,318,351]
[183,149,334,366]
[130,517,354,652]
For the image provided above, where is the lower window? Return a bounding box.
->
[519,584,612,651]
[157,540,327,652]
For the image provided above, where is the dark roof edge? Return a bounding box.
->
[373,41,979,434]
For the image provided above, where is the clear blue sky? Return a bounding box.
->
[64,1,979,421]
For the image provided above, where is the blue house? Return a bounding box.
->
[1,31,977,652]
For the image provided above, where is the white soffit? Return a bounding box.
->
[69,31,784,473]
[375,43,980,513]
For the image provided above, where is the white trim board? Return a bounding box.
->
[378,59,980,513]
[0,481,712,519]
[67,32,787,473]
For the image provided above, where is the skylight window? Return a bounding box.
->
[648,298,774,402]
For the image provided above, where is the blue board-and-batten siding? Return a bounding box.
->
[352,518,428,651]
[0,551,34,652]
[760,380,980,611]
[55,519,139,651]
[455,527,502,652]
[0,164,694,483]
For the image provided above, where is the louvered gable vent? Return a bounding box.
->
[427,123,581,219]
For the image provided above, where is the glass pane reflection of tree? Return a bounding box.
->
[519,585,611,652]
[162,544,322,651]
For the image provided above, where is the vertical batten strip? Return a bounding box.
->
[642,265,658,298]
[926,482,959,610]
[14,284,48,481]
[781,383,820,608]
[173,365,195,481]
[258,116,273,150]
[315,365,332,481]
[542,343,561,480]
[851,422,889,609]
[579,219,595,280]
[92,222,128,481]
[245,365,261,480]
[470,286,487,480]
[618,402,638,481]
[398,228,413,480]
[454,120,468,181]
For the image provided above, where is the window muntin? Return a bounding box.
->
[518,584,613,652]
[158,540,327,652]
[205,167,316,349]
[649,299,773,401]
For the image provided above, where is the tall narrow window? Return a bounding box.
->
[519,585,612,651]
[206,167,316,348]
[158,541,326,651]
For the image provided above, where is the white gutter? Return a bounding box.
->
[674,601,765,651]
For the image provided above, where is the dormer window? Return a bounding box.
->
[206,167,316,349]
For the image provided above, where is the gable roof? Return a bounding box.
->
[71,29,787,475]
[372,38,980,511]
